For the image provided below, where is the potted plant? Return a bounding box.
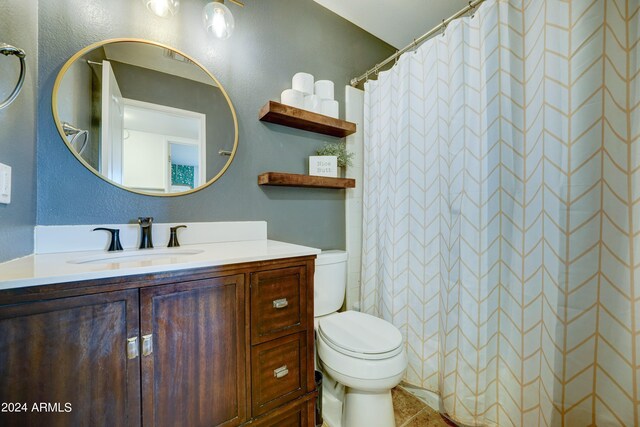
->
[310,142,354,178]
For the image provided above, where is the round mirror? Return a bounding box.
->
[52,39,238,196]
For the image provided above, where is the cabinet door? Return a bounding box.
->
[140,275,246,427]
[0,289,141,427]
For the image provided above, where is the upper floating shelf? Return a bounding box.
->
[258,101,357,138]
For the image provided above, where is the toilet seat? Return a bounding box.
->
[318,311,404,360]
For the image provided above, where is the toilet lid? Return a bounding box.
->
[318,311,403,357]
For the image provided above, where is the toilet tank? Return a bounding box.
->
[314,250,348,317]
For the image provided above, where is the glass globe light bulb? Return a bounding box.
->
[203,1,235,40]
[142,0,179,19]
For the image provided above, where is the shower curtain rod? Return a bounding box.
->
[350,0,486,87]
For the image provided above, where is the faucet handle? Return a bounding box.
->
[168,225,187,248]
[93,228,123,252]
[138,217,153,226]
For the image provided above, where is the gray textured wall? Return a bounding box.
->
[37,0,394,249]
[0,0,38,262]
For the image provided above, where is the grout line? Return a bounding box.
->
[396,385,452,427]
[400,407,431,427]
[399,408,421,427]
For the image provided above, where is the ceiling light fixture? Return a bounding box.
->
[203,0,244,40]
[142,0,180,18]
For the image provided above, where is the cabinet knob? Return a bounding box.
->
[273,365,289,379]
[272,298,288,309]
[142,334,153,356]
[127,337,139,359]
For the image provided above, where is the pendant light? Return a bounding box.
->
[203,0,244,40]
[141,0,180,18]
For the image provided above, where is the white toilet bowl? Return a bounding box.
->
[316,311,407,427]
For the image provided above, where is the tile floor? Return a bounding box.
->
[321,386,453,427]
[392,387,452,427]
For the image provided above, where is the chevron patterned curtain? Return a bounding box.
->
[361,0,640,425]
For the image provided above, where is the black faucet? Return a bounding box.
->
[167,225,187,248]
[93,228,123,252]
[138,217,154,249]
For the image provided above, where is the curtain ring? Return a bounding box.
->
[469,0,476,18]
[441,19,447,37]
[394,50,400,65]
[0,43,26,110]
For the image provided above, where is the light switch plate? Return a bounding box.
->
[0,163,11,204]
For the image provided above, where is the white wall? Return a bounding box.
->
[344,86,364,310]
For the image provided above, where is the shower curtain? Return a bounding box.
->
[361,0,640,425]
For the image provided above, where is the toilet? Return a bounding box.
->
[314,250,407,427]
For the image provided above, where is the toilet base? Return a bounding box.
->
[321,371,345,427]
[343,388,395,427]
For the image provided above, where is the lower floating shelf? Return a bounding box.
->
[258,172,356,189]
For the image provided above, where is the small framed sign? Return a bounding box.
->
[309,156,338,177]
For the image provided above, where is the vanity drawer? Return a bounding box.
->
[250,266,307,344]
[251,332,307,417]
[248,394,315,427]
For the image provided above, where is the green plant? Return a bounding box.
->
[316,142,354,168]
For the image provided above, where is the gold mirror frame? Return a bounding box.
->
[51,38,239,197]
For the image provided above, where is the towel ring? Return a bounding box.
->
[62,122,89,156]
[0,43,26,110]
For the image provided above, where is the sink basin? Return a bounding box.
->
[68,249,205,265]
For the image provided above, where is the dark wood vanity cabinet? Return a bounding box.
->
[249,266,314,420]
[0,289,141,427]
[0,256,316,427]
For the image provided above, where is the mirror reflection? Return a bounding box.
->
[54,40,237,195]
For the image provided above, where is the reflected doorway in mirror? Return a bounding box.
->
[120,99,206,194]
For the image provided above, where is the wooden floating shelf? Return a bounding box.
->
[258,172,356,189]
[258,101,357,138]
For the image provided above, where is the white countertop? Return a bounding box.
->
[0,240,321,291]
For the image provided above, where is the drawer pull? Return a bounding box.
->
[142,334,153,356]
[273,298,288,309]
[127,337,139,359]
[273,365,289,379]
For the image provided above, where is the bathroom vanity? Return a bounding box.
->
[0,235,319,427]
